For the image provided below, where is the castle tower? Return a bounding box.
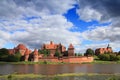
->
[15,44,27,56]
[107,44,113,53]
[68,44,74,56]
[24,49,30,61]
[33,49,39,62]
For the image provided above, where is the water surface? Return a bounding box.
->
[0,64,120,75]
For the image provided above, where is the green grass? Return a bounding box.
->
[0,73,120,80]
[0,61,67,65]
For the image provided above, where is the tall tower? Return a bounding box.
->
[107,44,113,53]
[68,44,74,56]
[33,49,39,62]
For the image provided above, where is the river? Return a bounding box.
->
[0,64,120,75]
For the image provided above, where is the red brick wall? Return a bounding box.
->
[39,57,93,63]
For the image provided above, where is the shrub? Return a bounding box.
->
[110,54,117,61]
[7,52,21,62]
[116,55,120,60]
[98,54,110,61]
[85,48,94,56]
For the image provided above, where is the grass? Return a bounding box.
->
[0,61,67,65]
[0,73,120,80]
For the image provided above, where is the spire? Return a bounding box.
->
[50,41,53,44]
[69,44,74,48]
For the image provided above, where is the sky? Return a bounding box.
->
[0,0,120,53]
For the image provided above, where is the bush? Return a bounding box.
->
[110,54,117,61]
[98,53,120,61]
[85,48,94,56]
[0,48,9,61]
[7,52,21,62]
[98,54,110,61]
[116,55,120,60]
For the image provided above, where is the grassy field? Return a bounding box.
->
[0,73,120,80]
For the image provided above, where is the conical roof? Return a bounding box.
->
[17,44,26,50]
[69,44,74,48]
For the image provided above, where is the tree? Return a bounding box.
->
[42,49,50,57]
[85,48,94,56]
[117,51,120,55]
[98,54,110,61]
[7,52,21,62]
[0,48,9,61]
[54,49,61,57]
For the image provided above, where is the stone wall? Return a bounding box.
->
[39,56,93,63]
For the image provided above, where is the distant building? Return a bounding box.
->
[41,41,74,57]
[8,41,75,62]
[95,44,113,55]
[8,44,31,61]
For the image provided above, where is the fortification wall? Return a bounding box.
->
[39,56,94,63]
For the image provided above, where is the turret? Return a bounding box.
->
[33,49,39,62]
[68,44,74,56]
[24,49,30,61]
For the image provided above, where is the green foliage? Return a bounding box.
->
[98,54,110,61]
[42,49,50,57]
[75,53,83,56]
[116,55,120,60]
[53,77,59,80]
[107,76,120,80]
[98,53,120,61]
[54,49,61,57]
[0,48,9,61]
[78,54,83,56]
[38,49,43,54]
[8,74,12,80]
[117,51,120,55]
[110,54,117,61]
[7,52,21,62]
[85,48,94,56]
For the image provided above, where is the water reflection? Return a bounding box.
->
[0,64,120,75]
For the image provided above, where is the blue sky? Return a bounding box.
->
[0,0,120,53]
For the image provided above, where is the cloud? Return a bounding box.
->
[77,0,120,52]
[0,0,76,19]
[11,15,81,48]
[77,0,120,22]
[0,0,80,49]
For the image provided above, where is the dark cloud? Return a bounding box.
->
[0,0,76,19]
[78,0,120,21]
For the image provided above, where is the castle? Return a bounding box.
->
[95,44,113,55]
[41,41,74,57]
[8,41,93,63]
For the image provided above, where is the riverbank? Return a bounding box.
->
[0,73,120,80]
[0,60,120,65]
[0,61,67,65]
[82,60,120,64]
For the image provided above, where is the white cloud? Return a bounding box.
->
[0,14,81,49]
[0,0,81,50]
[77,7,102,22]
[0,0,76,19]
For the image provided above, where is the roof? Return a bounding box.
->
[24,49,29,55]
[68,44,74,48]
[44,41,57,49]
[33,49,38,55]
[16,44,26,50]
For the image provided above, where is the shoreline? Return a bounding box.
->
[0,60,120,64]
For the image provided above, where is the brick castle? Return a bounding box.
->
[95,44,113,55]
[8,41,93,63]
